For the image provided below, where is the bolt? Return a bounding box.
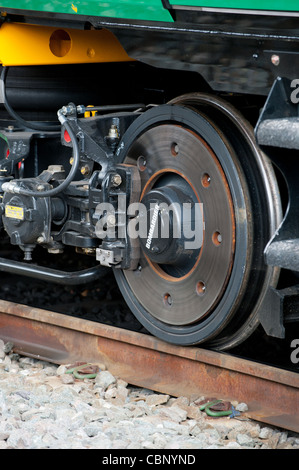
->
[111,174,122,187]
[80,165,90,176]
[108,125,119,139]
[61,104,76,116]
[107,214,116,227]
[69,157,74,165]
[37,236,45,244]
[23,250,32,261]
[271,54,280,66]
[76,105,86,114]
[37,184,45,191]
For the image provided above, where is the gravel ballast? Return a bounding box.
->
[0,340,298,450]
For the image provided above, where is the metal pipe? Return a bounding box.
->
[77,103,145,114]
[0,257,109,285]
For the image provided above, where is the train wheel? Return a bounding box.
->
[114,93,282,349]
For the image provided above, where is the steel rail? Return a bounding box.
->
[0,298,298,432]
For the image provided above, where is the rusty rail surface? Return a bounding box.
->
[0,298,298,433]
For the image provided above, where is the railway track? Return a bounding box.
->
[0,298,298,433]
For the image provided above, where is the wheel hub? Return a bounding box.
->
[139,173,203,272]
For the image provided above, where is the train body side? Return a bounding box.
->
[0,0,173,21]
[1,0,299,17]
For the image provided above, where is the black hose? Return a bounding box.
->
[16,119,80,198]
[0,66,61,132]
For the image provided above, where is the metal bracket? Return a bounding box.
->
[258,287,285,338]
[96,248,116,267]
[255,76,299,150]
[255,77,299,271]
[265,239,299,272]
[258,284,299,338]
[262,151,299,271]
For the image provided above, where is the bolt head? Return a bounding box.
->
[111,174,122,186]
[80,165,90,176]
[271,54,280,66]
[107,214,116,226]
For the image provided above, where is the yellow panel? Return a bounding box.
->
[0,22,133,66]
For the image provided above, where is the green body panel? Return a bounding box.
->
[1,0,298,19]
[0,0,172,22]
[169,0,299,11]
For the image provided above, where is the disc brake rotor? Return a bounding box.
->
[123,124,235,325]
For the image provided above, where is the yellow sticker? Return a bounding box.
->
[71,4,78,13]
[5,205,24,220]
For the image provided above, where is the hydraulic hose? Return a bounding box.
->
[2,114,80,198]
[0,66,61,132]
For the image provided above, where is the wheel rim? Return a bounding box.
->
[114,95,281,348]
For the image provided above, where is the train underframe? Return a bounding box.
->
[0,12,299,349]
